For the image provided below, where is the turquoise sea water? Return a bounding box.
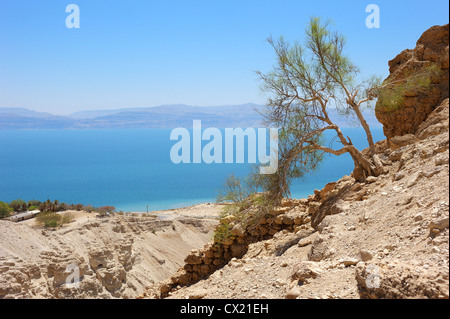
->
[0,127,385,212]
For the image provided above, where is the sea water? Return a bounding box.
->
[0,127,385,212]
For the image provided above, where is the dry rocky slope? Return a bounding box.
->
[0,211,218,299]
[140,24,449,299]
[141,99,449,300]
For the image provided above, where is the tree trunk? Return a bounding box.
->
[353,106,376,158]
[347,146,378,182]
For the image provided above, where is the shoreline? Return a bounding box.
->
[4,202,226,229]
[129,202,226,220]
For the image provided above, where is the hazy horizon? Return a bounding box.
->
[0,103,262,116]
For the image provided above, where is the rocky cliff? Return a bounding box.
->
[0,214,218,299]
[375,24,449,141]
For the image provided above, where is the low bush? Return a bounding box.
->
[35,211,62,229]
[0,202,13,218]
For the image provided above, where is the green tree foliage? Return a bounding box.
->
[38,199,53,212]
[218,17,394,212]
[217,167,279,213]
[376,63,442,113]
[0,201,13,218]
[27,200,42,209]
[255,17,388,194]
[213,219,233,244]
[9,199,27,212]
[216,166,281,236]
[37,199,74,212]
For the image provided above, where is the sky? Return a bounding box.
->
[0,0,448,115]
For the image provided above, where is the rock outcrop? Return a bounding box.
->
[356,259,449,299]
[0,215,217,299]
[375,24,449,141]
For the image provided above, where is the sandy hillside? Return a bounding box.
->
[130,202,225,219]
[0,204,221,299]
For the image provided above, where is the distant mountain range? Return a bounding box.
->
[0,104,382,129]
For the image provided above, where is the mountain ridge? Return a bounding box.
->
[0,104,382,129]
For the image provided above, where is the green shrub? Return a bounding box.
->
[35,211,62,229]
[213,219,233,244]
[61,212,74,225]
[84,205,96,213]
[27,200,41,209]
[0,202,13,218]
[377,63,441,113]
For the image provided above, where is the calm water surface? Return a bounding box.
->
[0,127,385,212]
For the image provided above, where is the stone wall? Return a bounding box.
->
[155,181,360,298]
[156,199,314,297]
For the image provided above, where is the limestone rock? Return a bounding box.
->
[286,285,301,299]
[390,134,418,150]
[307,235,334,262]
[375,24,449,140]
[356,261,449,299]
[366,176,377,184]
[337,257,359,267]
[416,98,450,139]
[429,217,449,232]
[292,261,322,283]
[359,250,373,262]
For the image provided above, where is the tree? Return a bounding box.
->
[97,206,116,217]
[53,199,60,211]
[27,200,42,210]
[84,204,96,213]
[0,201,13,218]
[256,17,387,201]
[57,202,69,212]
[10,199,27,212]
[39,199,53,212]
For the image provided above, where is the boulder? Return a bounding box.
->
[356,261,449,299]
[389,134,418,150]
[292,261,322,283]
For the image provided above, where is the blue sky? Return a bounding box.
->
[0,0,448,115]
